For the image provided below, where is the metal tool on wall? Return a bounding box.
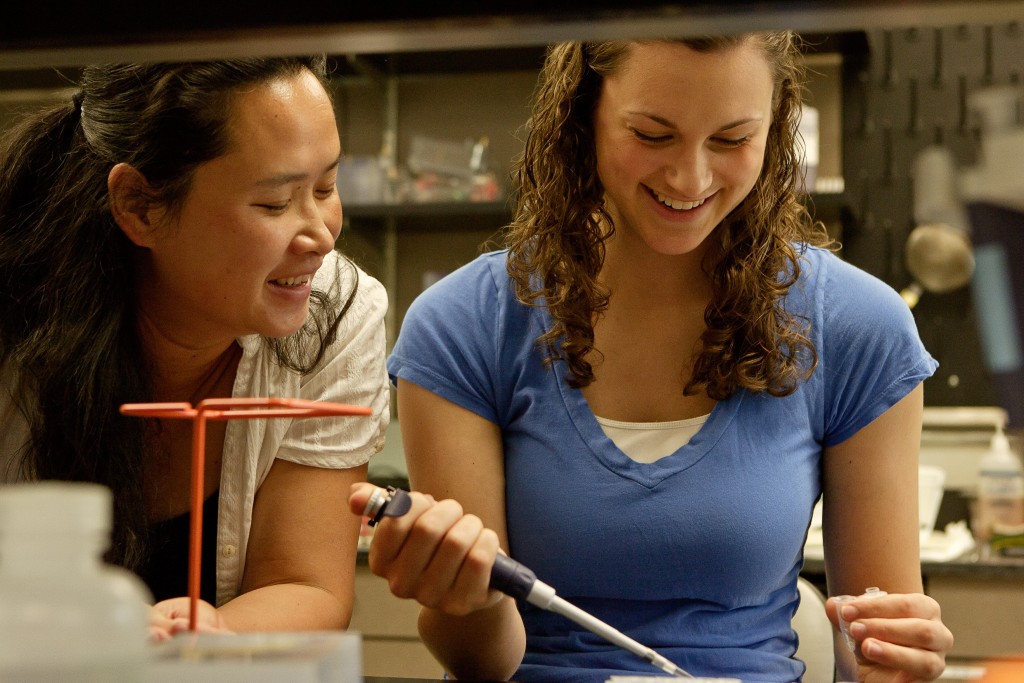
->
[900,222,975,308]
[900,143,975,309]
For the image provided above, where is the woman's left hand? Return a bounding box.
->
[148,597,234,641]
[826,591,954,682]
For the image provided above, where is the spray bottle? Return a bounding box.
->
[975,425,1024,547]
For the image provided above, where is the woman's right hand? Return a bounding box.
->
[147,597,233,641]
[348,482,505,616]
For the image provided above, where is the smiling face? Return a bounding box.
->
[138,68,342,347]
[593,39,775,258]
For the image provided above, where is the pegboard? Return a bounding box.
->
[839,22,1024,407]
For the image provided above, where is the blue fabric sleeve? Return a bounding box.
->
[817,252,938,446]
[387,253,506,425]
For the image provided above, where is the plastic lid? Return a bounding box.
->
[0,481,112,534]
[980,427,1024,473]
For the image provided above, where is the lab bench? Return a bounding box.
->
[350,562,445,679]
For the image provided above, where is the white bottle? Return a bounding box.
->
[0,482,152,681]
[975,427,1024,543]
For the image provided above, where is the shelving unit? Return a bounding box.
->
[339,200,511,353]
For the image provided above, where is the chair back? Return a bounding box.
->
[793,576,835,683]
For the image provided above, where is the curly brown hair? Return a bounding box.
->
[505,32,832,399]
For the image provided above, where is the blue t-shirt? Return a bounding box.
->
[388,247,937,683]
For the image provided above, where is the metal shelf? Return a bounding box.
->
[4,2,1023,71]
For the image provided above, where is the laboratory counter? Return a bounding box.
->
[800,551,1024,580]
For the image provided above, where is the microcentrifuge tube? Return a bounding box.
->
[835,587,887,651]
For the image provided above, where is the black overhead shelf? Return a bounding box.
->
[0,2,910,50]
[3,2,1019,73]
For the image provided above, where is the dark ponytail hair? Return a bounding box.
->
[0,56,348,569]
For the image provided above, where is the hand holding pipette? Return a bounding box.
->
[357,485,692,679]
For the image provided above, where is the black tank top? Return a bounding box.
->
[136,490,219,605]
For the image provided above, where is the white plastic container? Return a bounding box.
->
[148,632,363,683]
[0,482,152,681]
[975,427,1024,542]
[834,587,887,652]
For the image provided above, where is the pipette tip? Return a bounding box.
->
[648,652,693,678]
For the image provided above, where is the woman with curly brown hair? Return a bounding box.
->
[351,33,952,682]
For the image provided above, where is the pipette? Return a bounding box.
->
[364,486,692,679]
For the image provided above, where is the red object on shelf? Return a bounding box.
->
[120,397,372,631]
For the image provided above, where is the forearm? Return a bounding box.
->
[418,596,525,681]
[218,582,352,632]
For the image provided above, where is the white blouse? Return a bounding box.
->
[1,250,392,605]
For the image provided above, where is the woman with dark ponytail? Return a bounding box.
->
[0,57,390,636]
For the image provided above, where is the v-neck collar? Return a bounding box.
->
[556,363,742,488]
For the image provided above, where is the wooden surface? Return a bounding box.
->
[351,566,444,679]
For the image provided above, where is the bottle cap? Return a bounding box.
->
[991,427,1012,453]
[981,427,1023,472]
[0,482,111,534]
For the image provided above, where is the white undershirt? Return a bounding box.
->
[594,413,711,463]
